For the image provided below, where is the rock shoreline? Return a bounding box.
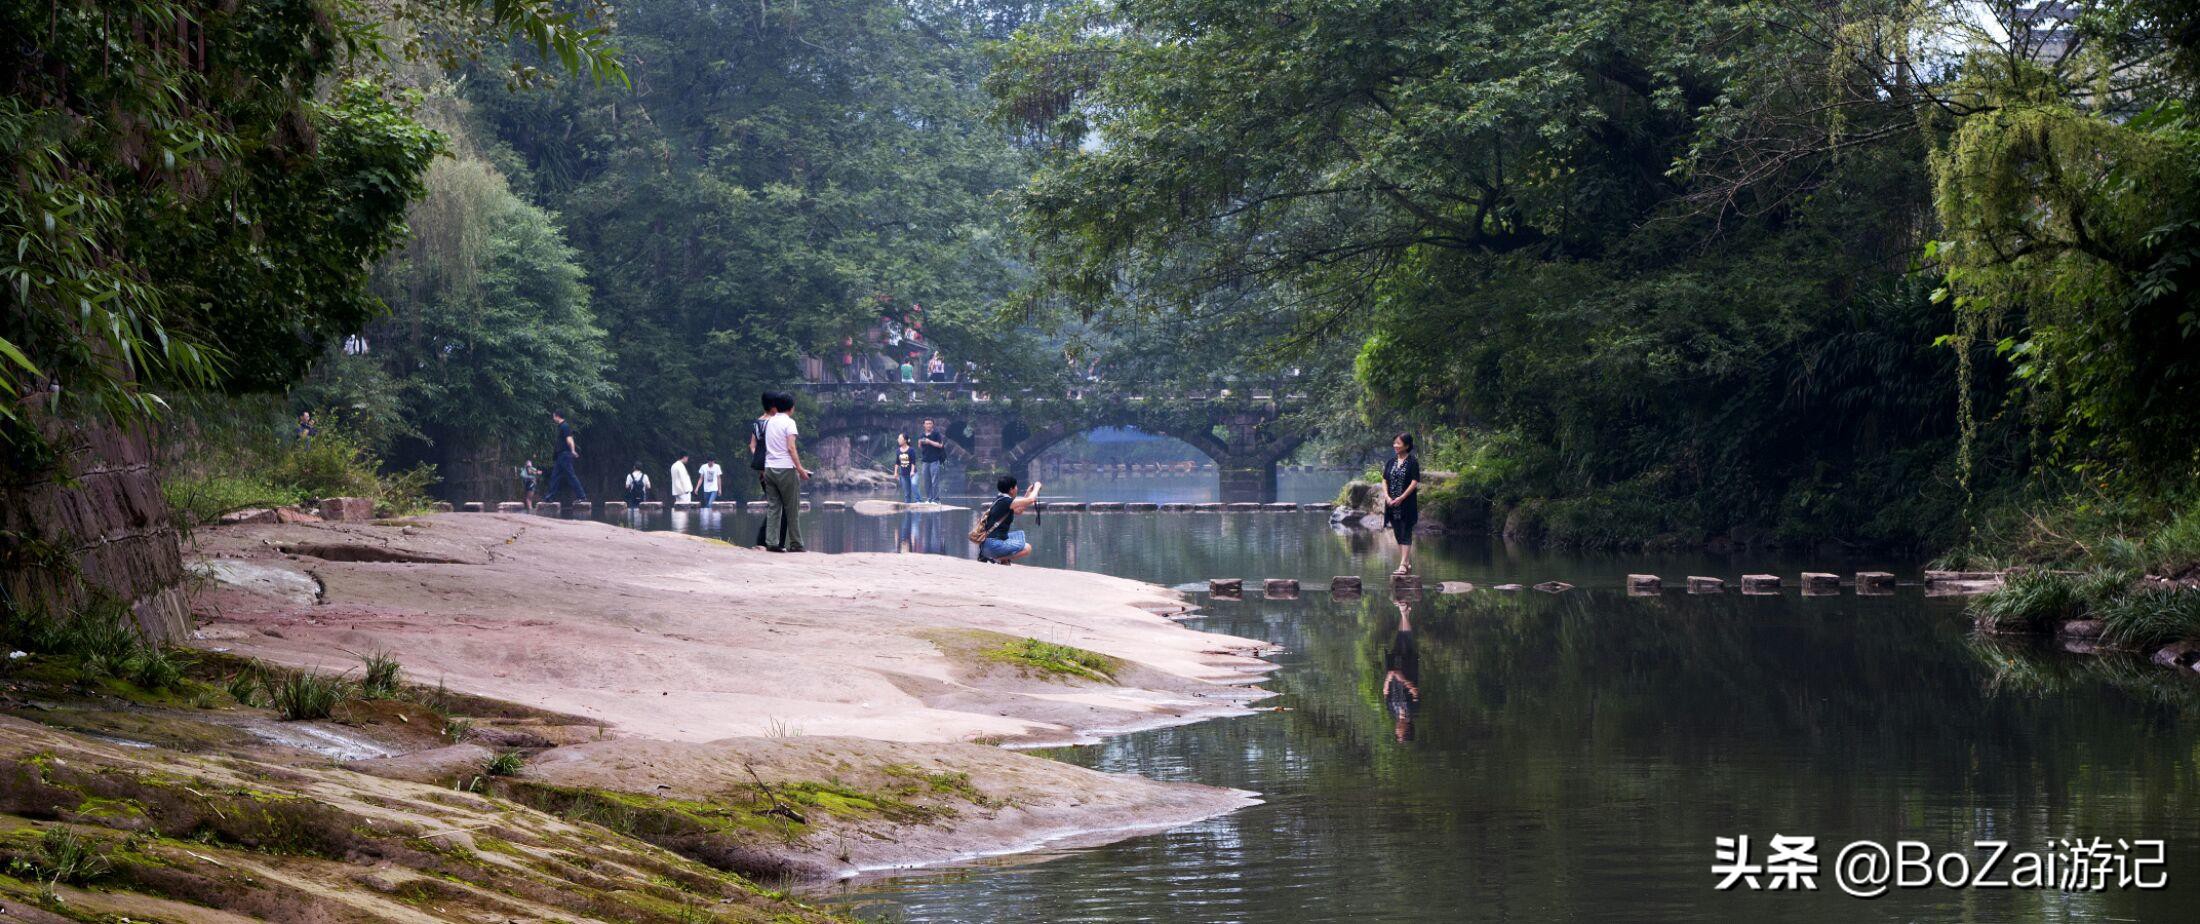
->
[177,514,1276,878]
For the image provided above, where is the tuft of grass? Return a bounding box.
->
[2097,588,2200,649]
[356,651,403,700]
[268,669,348,721]
[484,751,526,777]
[13,827,112,886]
[124,645,187,691]
[984,637,1121,684]
[226,668,267,707]
[162,470,295,527]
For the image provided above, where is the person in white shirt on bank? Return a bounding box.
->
[758,392,811,552]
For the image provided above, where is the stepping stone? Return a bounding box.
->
[1688,576,1724,593]
[1330,576,1362,596]
[1050,502,1088,511]
[602,501,627,514]
[1208,578,1243,597]
[1264,578,1300,599]
[431,502,454,513]
[1856,571,1895,595]
[639,501,663,511]
[1438,581,1475,594]
[1161,502,1193,511]
[712,501,740,511]
[1741,574,1781,594]
[1227,502,1264,511]
[1533,581,1573,593]
[1801,572,1841,595]
[569,501,591,514]
[1193,503,1226,511]
[496,502,528,513]
[1302,502,1335,511]
[1125,502,1159,511]
[459,502,485,513]
[822,500,848,510]
[1492,583,1524,592]
[1263,502,1299,511]
[1088,501,1124,511]
[534,502,561,515]
[1627,574,1661,595]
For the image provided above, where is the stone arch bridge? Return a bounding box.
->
[790,383,1313,501]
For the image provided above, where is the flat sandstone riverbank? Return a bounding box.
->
[167,514,1275,882]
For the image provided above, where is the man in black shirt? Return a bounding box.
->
[917,418,948,503]
[539,411,588,504]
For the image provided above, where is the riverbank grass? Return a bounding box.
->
[1962,489,2200,651]
[984,637,1121,684]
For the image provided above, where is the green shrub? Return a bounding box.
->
[485,751,526,777]
[1969,571,2090,633]
[163,471,297,526]
[269,669,348,720]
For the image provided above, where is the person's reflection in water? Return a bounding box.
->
[1382,597,1422,743]
[897,511,920,553]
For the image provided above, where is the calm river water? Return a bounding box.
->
[633,472,2200,923]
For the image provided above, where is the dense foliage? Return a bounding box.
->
[432,0,1061,484]
[991,0,2198,551]
[0,0,619,456]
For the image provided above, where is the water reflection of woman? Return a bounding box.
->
[1382,598,1421,743]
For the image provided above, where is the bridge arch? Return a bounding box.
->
[998,419,1231,483]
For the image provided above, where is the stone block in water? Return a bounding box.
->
[1331,575,1363,595]
[602,501,627,514]
[1125,502,1159,511]
[1264,578,1300,599]
[1532,581,1573,593]
[712,501,740,510]
[1088,502,1125,511]
[638,501,663,511]
[1856,571,1895,595]
[496,501,528,513]
[535,502,562,516]
[1264,502,1299,511]
[1688,576,1725,593]
[1741,574,1782,594]
[1627,574,1662,595]
[1209,578,1243,597]
[460,502,485,512]
[1801,572,1841,595]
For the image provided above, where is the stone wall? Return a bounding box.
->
[0,415,190,644]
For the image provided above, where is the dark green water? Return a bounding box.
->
[639,475,2200,923]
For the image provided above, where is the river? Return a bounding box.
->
[640,473,2200,923]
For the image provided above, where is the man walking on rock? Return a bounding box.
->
[539,411,588,505]
[760,392,811,551]
[697,457,722,508]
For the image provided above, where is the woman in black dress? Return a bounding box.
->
[1383,433,1422,575]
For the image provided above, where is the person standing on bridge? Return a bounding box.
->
[759,391,811,552]
[918,419,948,503]
[539,412,588,505]
[927,352,948,382]
[1383,433,1422,575]
[624,463,651,506]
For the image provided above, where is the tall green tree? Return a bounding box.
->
[466,0,1054,475]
